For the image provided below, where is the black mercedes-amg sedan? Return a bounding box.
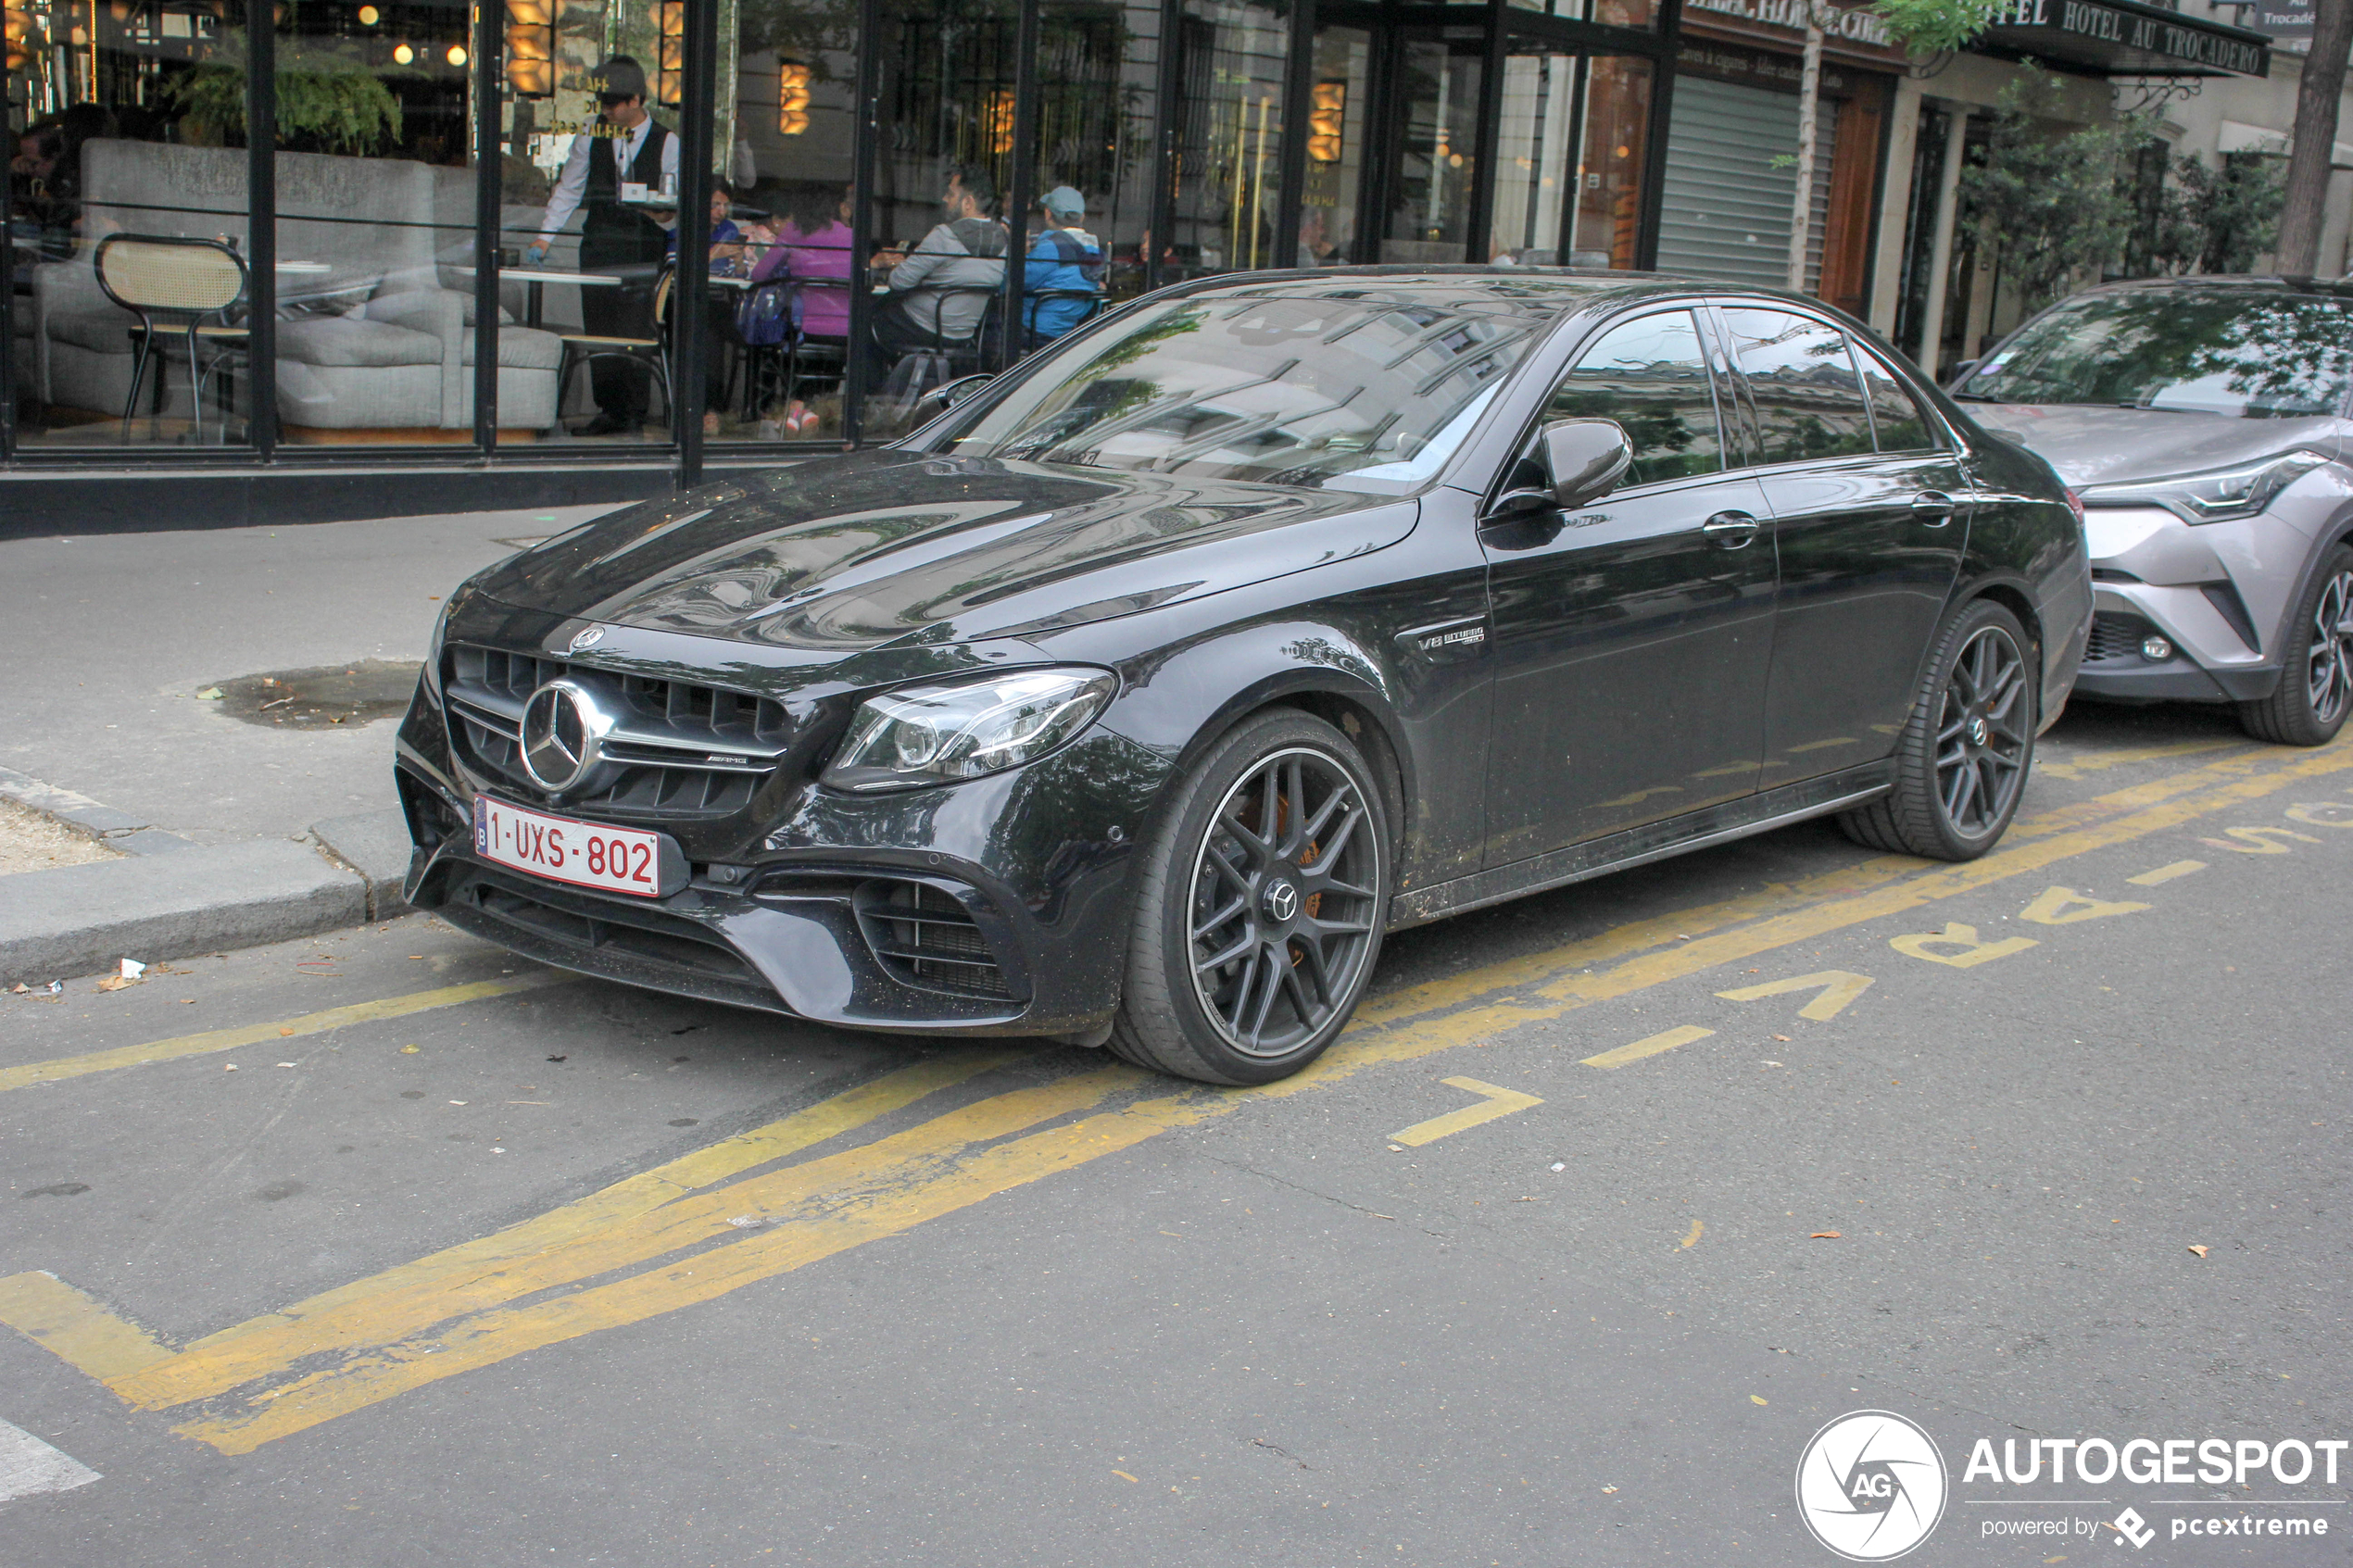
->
[395,269,2090,1085]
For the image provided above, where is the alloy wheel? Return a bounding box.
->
[1934,625,2030,838]
[2306,570,2353,728]
[1186,746,1381,1059]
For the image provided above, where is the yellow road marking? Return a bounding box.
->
[2020,885,2149,925]
[2033,738,2241,779]
[105,1050,1041,1411]
[2128,859,2205,885]
[178,1087,1209,1454]
[0,1273,174,1380]
[1582,1025,1715,1069]
[1715,970,1874,1021]
[2284,802,2353,828]
[1890,922,2040,968]
[1386,1077,1542,1147]
[1680,1220,1704,1249]
[2200,825,2321,853]
[8,734,2348,1453]
[0,975,563,1095]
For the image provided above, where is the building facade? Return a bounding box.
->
[0,0,2287,524]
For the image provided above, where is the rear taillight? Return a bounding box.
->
[2065,489,2086,530]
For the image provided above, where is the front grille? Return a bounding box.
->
[444,645,793,820]
[853,879,1013,1000]
[2085,611,2158,664]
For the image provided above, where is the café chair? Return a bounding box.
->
[93,233,250,443]
[554,267,675,432]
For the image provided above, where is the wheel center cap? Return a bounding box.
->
[1262,879,1301,924]
[1967,715,1990,747]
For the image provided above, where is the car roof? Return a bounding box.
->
[1165,265,1827,310]
[2070,273,2353,301]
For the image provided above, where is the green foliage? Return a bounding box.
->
[2147,153,2285,276]
[165,37,404,155]
[1871,0,2006,56]
[1957,68,2155,314]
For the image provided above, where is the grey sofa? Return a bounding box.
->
[32,141,561,435]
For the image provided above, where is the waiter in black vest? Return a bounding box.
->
[527,56,679,436]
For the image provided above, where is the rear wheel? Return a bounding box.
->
[1839,599,2036,861]
[2238,545,2353,746]
[1109,709,1390,1085]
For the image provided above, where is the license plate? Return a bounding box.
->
[472,796,681,899]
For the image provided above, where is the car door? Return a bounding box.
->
[1479,307,1778,865]
[1717,306,1970,784]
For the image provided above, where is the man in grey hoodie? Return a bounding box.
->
[866,163,1008,384]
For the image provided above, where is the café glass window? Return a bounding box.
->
[1168,0,1290,279]
[10,0,254,446]
[272,0,493,447]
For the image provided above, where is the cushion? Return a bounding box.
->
[462,325,563,371]
[276,316,443,369]
[367,289,516,332]
[46,307,145,356]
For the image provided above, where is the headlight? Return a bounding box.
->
[2080,450,2332,524]
[822,668,1116,793]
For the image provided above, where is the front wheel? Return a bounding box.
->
[1109,709,1390,1085]
[1839,599,2036,861]
[2238,545,2353,746]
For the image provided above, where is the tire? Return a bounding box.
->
[1108,709,1391,1085]
[1839,599,2037,861]
[2237,545,2353,746]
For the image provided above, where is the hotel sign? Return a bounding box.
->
[1986,0,2271,75]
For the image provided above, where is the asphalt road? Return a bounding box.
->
[2,700,2347,1567]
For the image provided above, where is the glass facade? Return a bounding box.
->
[3,0,1677,489]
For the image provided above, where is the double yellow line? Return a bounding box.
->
[2,734,2346,1455]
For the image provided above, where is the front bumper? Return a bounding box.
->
[394,613,1169,1039]
[2071,505,2288,705]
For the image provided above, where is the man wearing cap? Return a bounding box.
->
[528,56,678,436]
[1022,186,1103,344]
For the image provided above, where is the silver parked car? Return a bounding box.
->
[1950,277,2353,744]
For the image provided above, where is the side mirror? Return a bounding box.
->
[1942,359,1980,390]
[1540,418,1633,510]
[911,373,993,421]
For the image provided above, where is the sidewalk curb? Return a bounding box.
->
[0,838,368,986]
[0,769,417,984]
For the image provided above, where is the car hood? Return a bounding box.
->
[1966,403,2340,487]
[470,450,1418,651]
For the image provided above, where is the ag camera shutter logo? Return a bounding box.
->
[1795,1411,1949,1561]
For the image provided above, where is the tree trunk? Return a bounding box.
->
[1789,5,1825,290]
[2277,0,2353,275]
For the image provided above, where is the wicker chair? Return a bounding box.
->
[92,233,250,443]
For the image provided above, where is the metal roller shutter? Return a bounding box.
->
[1656,72,1833,293]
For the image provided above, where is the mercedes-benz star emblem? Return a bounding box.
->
[1263,880,1300,923]
[520,680,610,792]
[567,624,606,654]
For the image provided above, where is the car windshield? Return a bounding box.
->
[932,282,1591,487]
[1958,288,2353,418]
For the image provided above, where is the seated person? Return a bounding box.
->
[747,185,855,434]
[1022,185,1103,342]
[863,162,1007,385]
[666,184,749,433]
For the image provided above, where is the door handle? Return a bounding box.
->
[1702,510,1760,548]
[1912,491,1957,524]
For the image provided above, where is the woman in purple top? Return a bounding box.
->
[746,186,853,433]
[749,187,853,339]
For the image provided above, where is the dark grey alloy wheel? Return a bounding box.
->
[2239,546,2353,746]
[1110,710,1390,1085]
[1840,599,2036,861]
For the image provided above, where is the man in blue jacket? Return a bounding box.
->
[1023,186,1103,344]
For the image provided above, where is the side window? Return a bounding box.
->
[1853,344,1941,452]
[1544,310,1725,488]
[1721,308,1873,464]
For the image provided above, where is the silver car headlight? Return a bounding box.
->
[822,668,1117,793]
[2080,449,2332,524]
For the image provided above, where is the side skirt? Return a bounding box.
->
[1386,762,1896,932]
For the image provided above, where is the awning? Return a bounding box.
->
[1980,0,2271,77]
